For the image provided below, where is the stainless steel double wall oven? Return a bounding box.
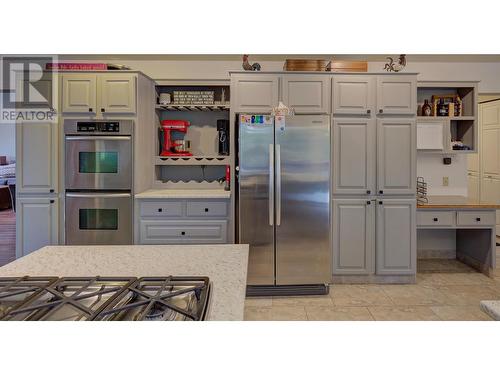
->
[64,119,133,245]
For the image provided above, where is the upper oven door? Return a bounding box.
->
[65,135,132,190]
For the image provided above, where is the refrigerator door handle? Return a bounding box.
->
[276,144,281,226]
[269,144,274,226]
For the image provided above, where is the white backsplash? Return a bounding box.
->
[417,153,468,196]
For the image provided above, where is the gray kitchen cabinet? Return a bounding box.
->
[376,76,416,115]
[332,199,375,275]
[376,199,416,275]
[16,121,58,194]
[332,118,376,195]
[98,74,136,114]
[16,197,58,258]
[332,75,374,115]
[376,118,416,195]
[232,74,279,113]
[62,74,97,114]
[282,74,330,114]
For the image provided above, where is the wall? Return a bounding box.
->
[0,123,15,163]
[417,153,467,196]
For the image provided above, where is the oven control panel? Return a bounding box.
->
[77,122,120,133]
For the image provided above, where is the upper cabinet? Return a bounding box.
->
[332,75,374,115]
[377,76,416,115]
[282,75,330,114]
[62,73,136,115]
[98,74,136,114]
[232,74,279,113]
[16,121,58,194]
[62,74,97,114]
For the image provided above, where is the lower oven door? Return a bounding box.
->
[65,192,132,245]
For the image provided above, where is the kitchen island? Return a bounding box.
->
[0,244,249,321]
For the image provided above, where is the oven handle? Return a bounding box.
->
[65,192,131,198]
[65,136,131,141]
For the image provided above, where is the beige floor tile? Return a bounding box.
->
[272,295,334,307]
[245,297,273,308]
[417,272,496,286]
[381,284,451,306]
[435,285,500,306]
[306,306,373,321]
[418,259,476,273]
[244,306,307,321]
[368,306,441,321]
[430,306,493,321]
[330,285,393,307]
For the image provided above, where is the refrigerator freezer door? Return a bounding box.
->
[238,115,275,285]
[275,115,331,285]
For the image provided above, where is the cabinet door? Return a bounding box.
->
[376,76,416,115]
[377,118,416,195]
[232,74,279,113]
[332,199,375,275]
[16,121,58,194]
[480,176,500,204]
[62,74,97,114]
[282,74,330,113]
[98,74,136,114]
[333,118,376,195]
[482,127,500,177]
[16,197,58,258]
[332,75,374,115]
[467,172,480,202]
[481,100,500,129]
[376,199,416,275]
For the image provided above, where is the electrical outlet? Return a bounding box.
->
[443,176,449,186]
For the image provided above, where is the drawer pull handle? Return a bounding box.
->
[433,218,438,222]
[158,208,163,212]
[204,208,209,212]
[88,108,93,112]
[476,217,481,222]
[181,231,186,235]
[101,108,105,113]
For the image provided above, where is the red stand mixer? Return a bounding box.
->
[159,120,193,156]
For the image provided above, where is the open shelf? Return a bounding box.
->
[156,104,230,111]
[155,156,230,165]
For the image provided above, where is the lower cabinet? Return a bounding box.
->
[137,198,229,244]
[332,198,415,276]
[16,196,59,258]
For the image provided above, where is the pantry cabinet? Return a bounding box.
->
[62,73,136,115]
[376,76,416,115]
[332,118,376,195]
[16,197,58,258]
[232,74,279,113]
[467,172,480,202]
[16,121,58,194]
[281,75,330,114]
[377,118,416,195]
[376,199,416,275]
[332,75,374,115]
[332,199,375,275]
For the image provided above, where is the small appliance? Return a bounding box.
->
[217,119,230,156]
[160,120,193,157]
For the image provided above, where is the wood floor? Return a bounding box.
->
[0,209,16,267]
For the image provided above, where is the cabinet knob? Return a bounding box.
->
[50,199,55,204]
[378,201,383,205]
[367,109,371,114]
[88,108,93,112]
[158,208,163,212]
[49,189,54,193]
[204,208,209,212]
[476,217,481,222]
[181,231,186,236]
[433,218,438,222]
[366,201,371,205]
[366,190,371,194]
[101,108,105,113]
[379,109,383,114]
[379,190,384,194]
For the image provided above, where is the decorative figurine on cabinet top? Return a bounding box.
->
[242,54,261,71]
[384,54,407,72]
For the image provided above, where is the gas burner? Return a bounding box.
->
[96,277,211,321]
[0,276,211,321]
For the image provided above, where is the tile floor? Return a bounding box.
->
[244,247,500,321]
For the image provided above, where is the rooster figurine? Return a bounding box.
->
[242,54,261,71]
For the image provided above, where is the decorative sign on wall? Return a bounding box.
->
[384,54,407,72]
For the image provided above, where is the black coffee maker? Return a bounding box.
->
[217,119,229,155]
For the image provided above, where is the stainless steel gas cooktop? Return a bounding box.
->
[0,276,211,321]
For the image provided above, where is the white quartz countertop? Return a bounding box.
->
[135,189,231,199]
[0,244,249,321]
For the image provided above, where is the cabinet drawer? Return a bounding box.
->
[417,211,454,227]
[140,201,183,217]
[457,211,496,226]
[139,220,227,244]
[186,201,228,217]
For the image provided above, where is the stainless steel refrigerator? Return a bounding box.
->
[238,114,331,295]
